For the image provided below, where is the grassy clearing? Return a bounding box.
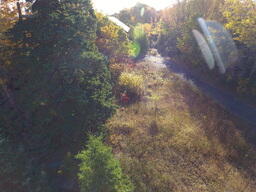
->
[106,61,256,192]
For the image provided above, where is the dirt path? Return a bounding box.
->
[144,49,256,128]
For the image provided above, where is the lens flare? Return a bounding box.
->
[192,29,215,70]
[196,18,238,74]
[140,7,145,16]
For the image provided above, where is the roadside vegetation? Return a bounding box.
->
[106,60,256,192]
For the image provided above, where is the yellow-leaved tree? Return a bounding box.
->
[0,0,19,33]
[96,13,131,63]
[222,0,256,95]
[222,0,256,48]
[0,0,20,86]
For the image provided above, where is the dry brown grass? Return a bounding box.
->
[106,61,256,192]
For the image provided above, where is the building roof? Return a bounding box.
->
[108,16,130,32]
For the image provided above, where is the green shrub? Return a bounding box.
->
[76,136,134,192]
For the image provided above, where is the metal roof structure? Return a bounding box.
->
[107,16,130,32]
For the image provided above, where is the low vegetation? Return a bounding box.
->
[106,61,256,191]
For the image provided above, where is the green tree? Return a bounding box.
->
[0,0,114,191]
[76,136,134,192]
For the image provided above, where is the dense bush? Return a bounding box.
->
[76,136,134,192]
[222,0,256,95]
[156,29,181,57]
[118,72,144,101]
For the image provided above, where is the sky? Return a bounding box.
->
[92,0,175,15]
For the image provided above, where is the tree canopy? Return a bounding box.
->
[0,0,114,191]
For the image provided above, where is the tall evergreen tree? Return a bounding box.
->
[0,0,114,191]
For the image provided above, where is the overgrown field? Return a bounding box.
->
[106,61,256,192]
